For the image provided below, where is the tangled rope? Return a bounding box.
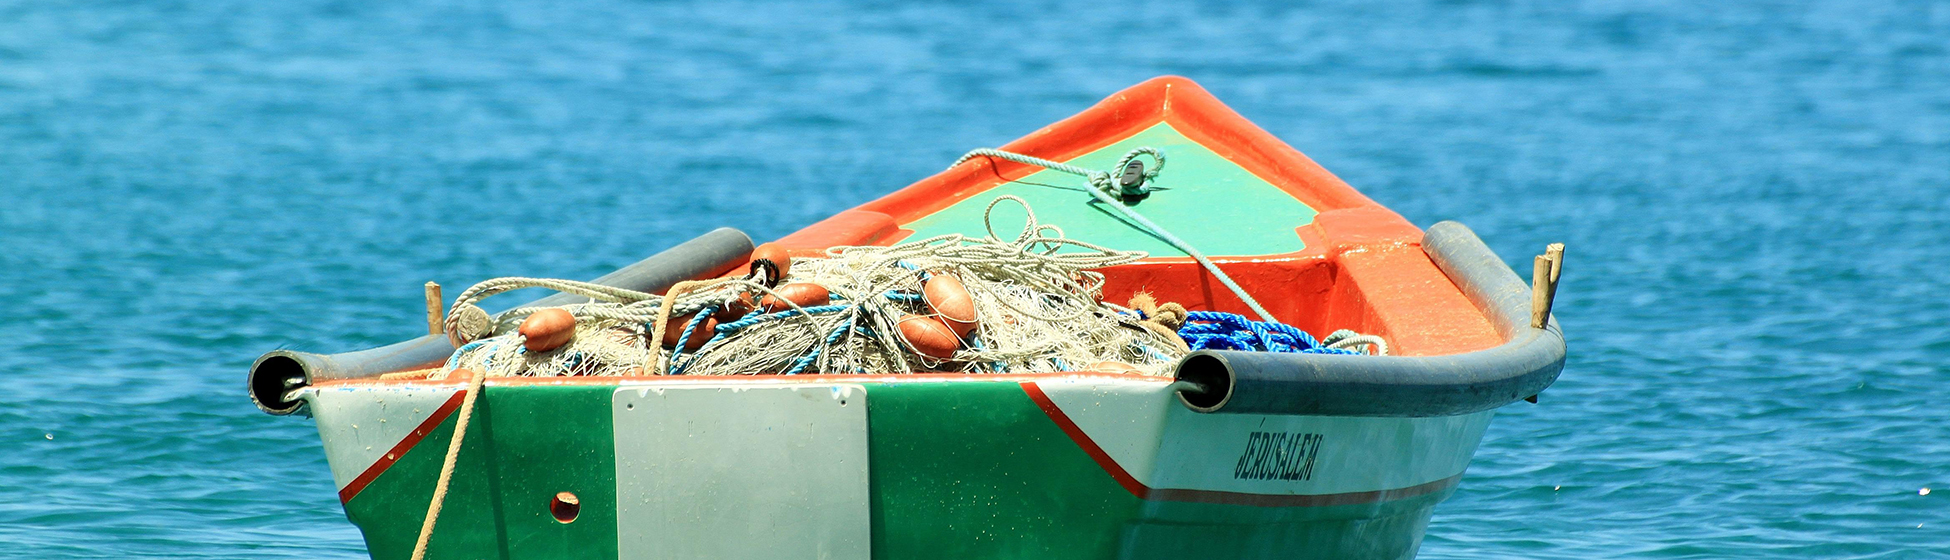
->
[1176,311,1389,356]
[675,195,1179,376]
[430,196,1187,379]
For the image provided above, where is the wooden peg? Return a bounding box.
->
[425,282,443,336]
[1530,255,1552,329]
[1530,243,1565,329]
[1545,242,1565,303]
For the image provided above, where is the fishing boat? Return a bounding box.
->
[249,76,1566,560]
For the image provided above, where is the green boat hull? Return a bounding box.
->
[306,376,1489,560]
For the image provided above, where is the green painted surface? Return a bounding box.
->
[343,396,506,560]
[902,123,1317,257]
[858,380,1433,560]
[864,382,1141,560]
[343,386,620,560]
[483,386,619,560]
[340,382,1440,559]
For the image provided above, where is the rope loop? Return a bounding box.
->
[949,146,1278,323]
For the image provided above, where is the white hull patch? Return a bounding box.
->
[612,384,870,560]
[307,385,464,492]
[1032,379,1493,499]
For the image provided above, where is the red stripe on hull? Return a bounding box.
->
[336,390,468,503]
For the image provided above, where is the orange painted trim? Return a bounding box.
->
[854,75,1385,234]
[337,390,468,504]
[825,76,1503,356]
[1020,381,1460,508]
[330,76,1502,392]
[1154,78,1382,212]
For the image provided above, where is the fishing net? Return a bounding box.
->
[431,196,1189,379]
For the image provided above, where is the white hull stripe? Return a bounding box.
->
[1022,381,1482,506]
[308,386,468,503]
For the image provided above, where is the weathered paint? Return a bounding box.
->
[310,385,462,498]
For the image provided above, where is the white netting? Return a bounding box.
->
[432,196,1188,379]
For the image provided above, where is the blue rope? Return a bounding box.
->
[663,303,719,374]
[712,304,850,333]
[1177,311,1360,355]
[786,315,858,375]
[443,340,490,371]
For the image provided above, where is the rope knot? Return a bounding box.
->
[444,303,493,347]
[1152,302,1188,330]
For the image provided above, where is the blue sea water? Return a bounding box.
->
[3,0,1947,557]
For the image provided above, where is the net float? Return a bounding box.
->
[923,273,978,337]
[759,282,831,313]
[660,314,718,350]
[749,242,791,285]
[518,308,577,352]
[715,292,757,321]
[896,313,960,359]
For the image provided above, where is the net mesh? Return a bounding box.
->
[436,196,1187,379]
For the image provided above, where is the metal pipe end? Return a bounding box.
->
[248,351,311,416]
[1172,351,1236,413]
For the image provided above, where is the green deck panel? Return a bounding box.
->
[860,381,1438,560]
[343,395,507,560]
[482,385,619,560]
[863,382,1142,559]
[342,385,620,560]
[902,123,1317,257]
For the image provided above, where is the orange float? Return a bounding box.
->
[759,283,831,313]
[896,313,960,359]
[517,308,576,352]
[749,242,791,283]
[660,313,717,350]
[922,273,977,337]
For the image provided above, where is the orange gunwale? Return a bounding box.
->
[338,76,1503,389]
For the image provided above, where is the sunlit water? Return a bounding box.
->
[2,1,1946,557]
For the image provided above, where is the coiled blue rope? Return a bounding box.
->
[1177,311,1361,355]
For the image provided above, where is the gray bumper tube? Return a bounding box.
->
[249,227,756,415]
[1172,221,1565,417]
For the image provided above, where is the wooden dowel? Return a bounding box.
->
[425,282,443,336]
[1530,255,1552,329]
[1544,243,1565,319]
[1545,243,1565,284]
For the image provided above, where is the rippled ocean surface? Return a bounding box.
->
[3,0,1947,557]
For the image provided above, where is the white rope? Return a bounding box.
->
[430,196,1188,379]
[409,366,486,560]
[951,147,1280,323]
